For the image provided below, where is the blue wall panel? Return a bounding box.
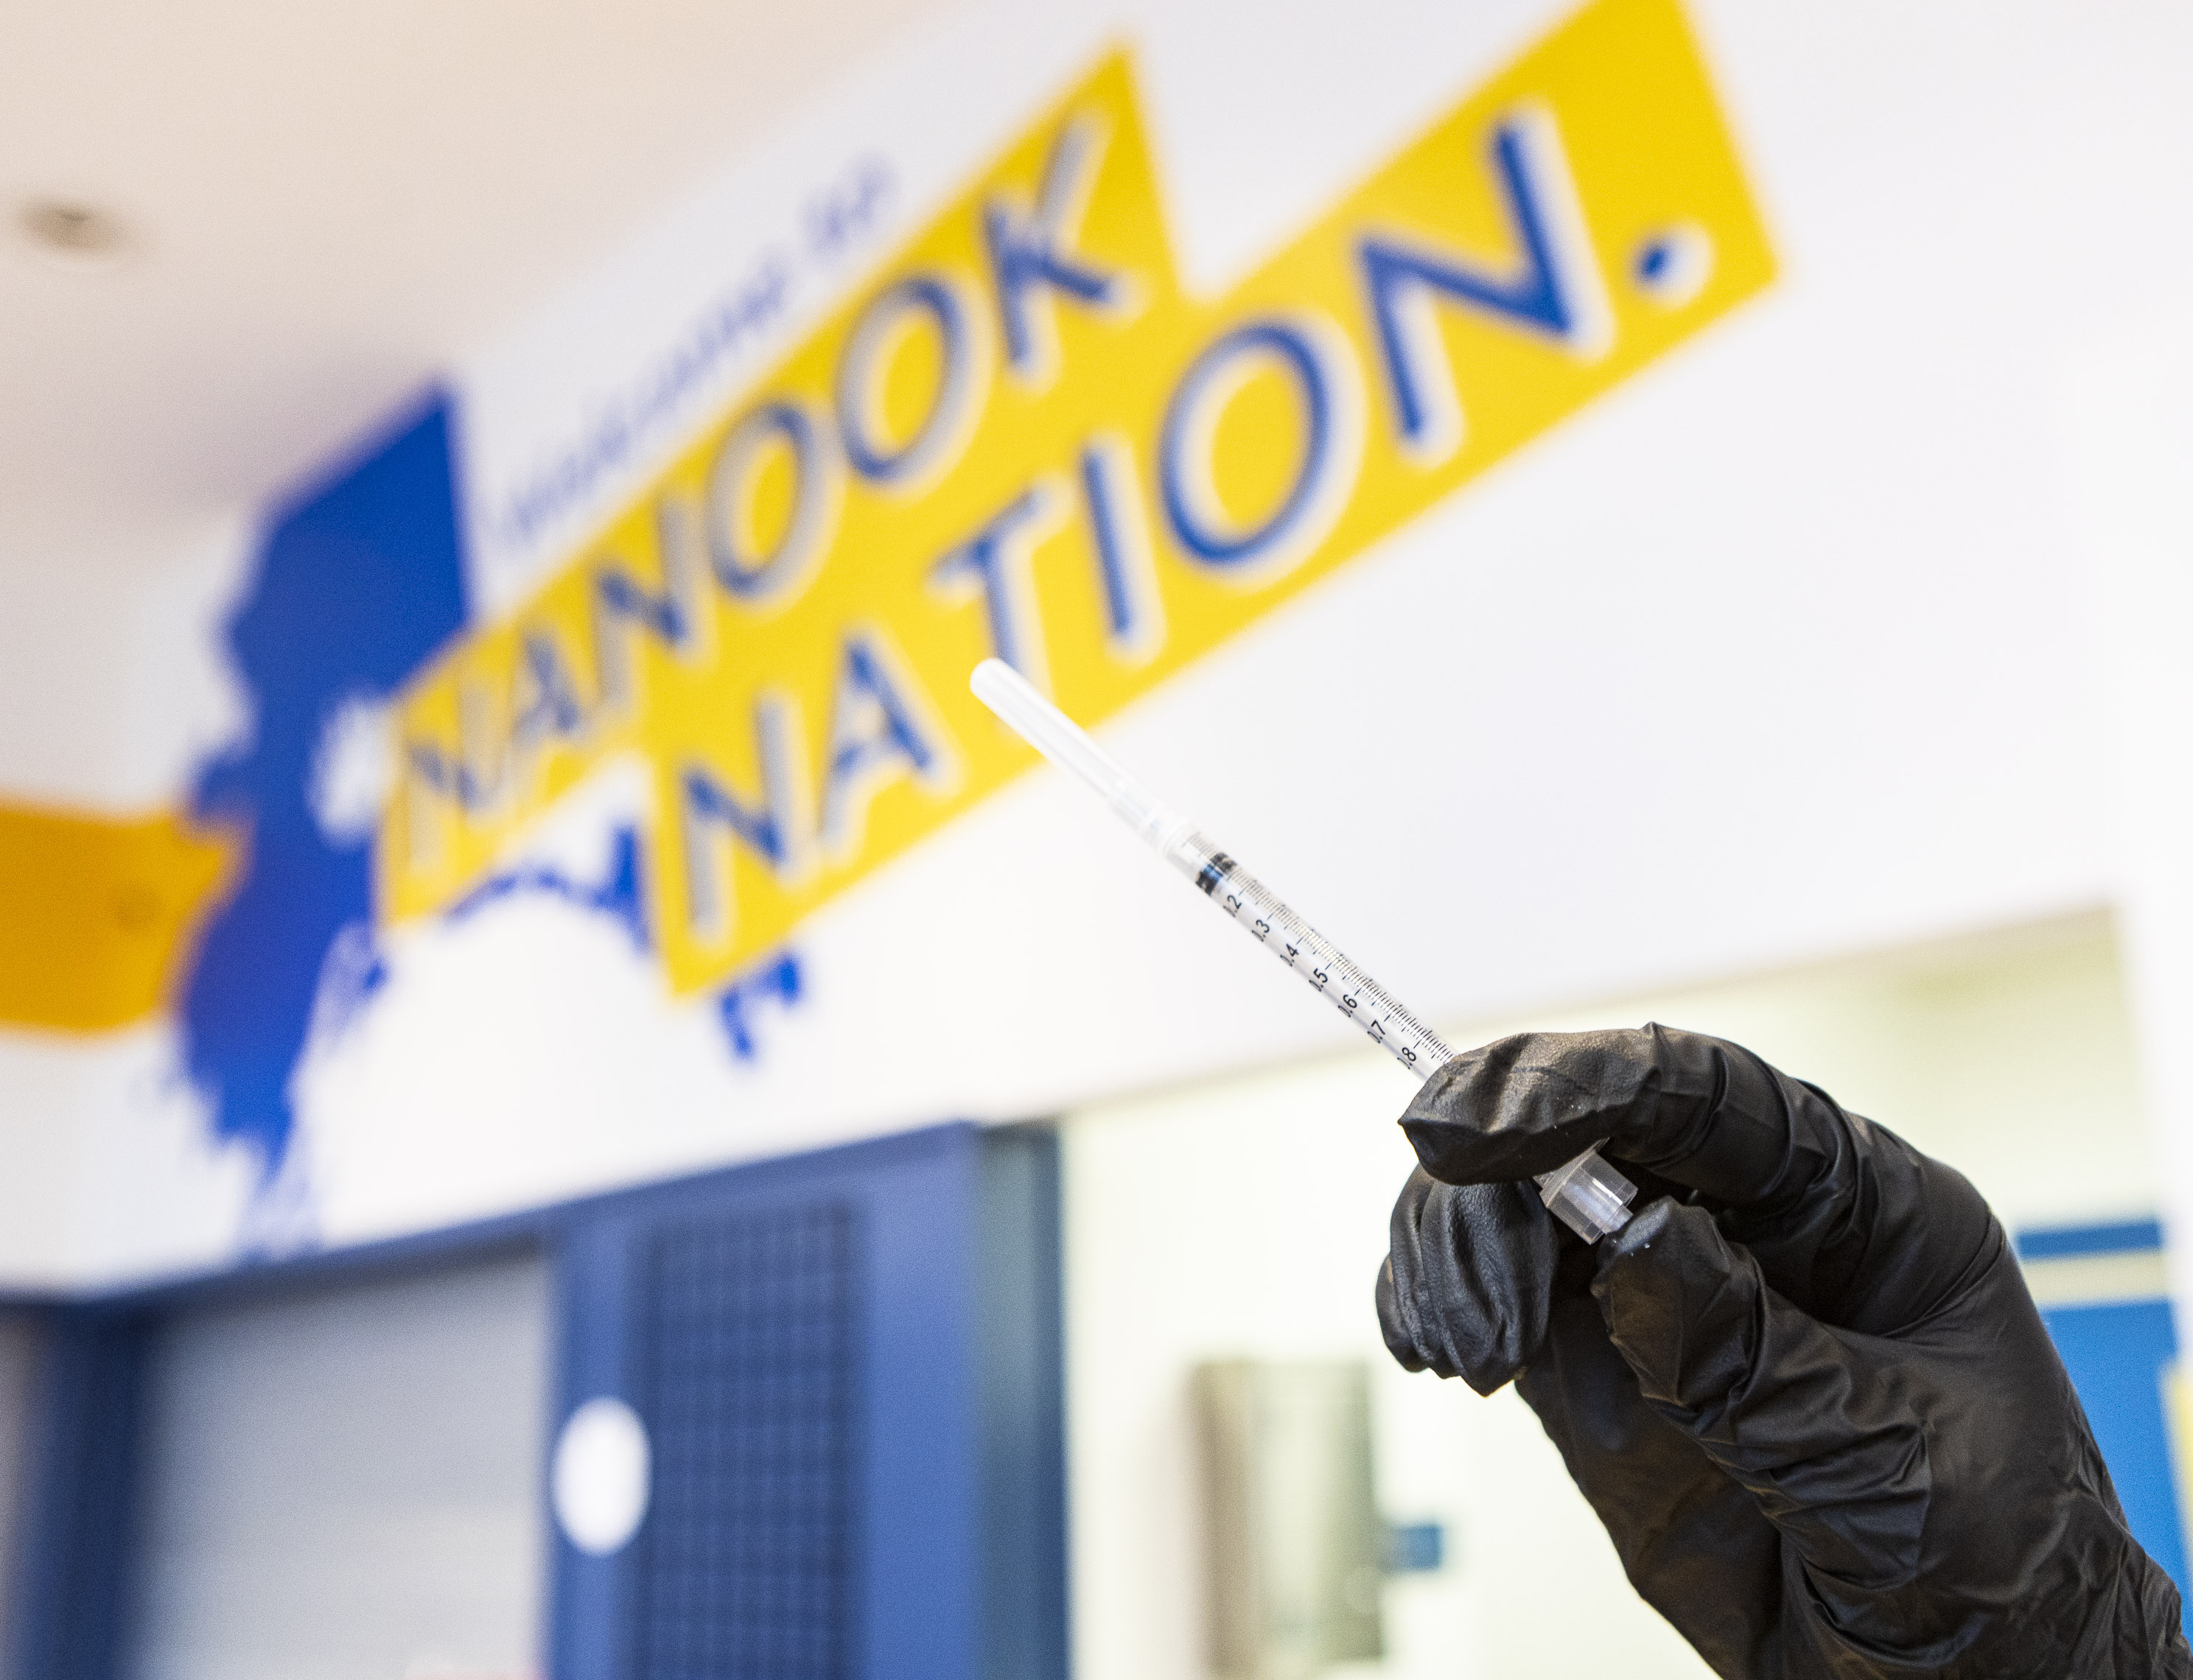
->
[552,1218,643,1680]
[2039,1298,2188,1601]
[547,1122,1061,1680]
[6,1123,1063,1680]
[4,1312,144,1680]
[2022,1220,2190,1626]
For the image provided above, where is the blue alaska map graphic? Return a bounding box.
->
[183,398,470,1176]
[183,393,802,1202]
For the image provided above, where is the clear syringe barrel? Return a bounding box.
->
[969,659,1635,1243]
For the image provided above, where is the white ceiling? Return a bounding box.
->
[0,0,963,584]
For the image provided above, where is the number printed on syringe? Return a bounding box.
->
[1197,852,1447,1074]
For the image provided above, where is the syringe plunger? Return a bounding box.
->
[970,657,1191,857]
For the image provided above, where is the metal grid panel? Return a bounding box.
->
[634,1202,862,1680]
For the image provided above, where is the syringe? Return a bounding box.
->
[970,659,1635,1243]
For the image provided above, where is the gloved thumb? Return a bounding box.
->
[1376,1169,1560,1396]
[1592,1198,1931,1595]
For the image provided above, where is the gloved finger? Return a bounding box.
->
[1517,1245,1785,1679]
[1593,1198,1931,1598]
[1403,1024,1827,1195]
[1400,1025,1993,1333]
[1375,1167,1559,1395]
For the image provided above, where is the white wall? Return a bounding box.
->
[7,0,2193,1290]
[2063,329,2193,1343]
[1063,911,2152,1680]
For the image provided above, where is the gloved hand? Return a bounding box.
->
[1375,1024,2193,1679]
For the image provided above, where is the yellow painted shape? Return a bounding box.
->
[385,0,1776,996]
[0,803,236,1032]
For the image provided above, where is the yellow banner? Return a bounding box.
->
[384,0,1774,995]
[0,804,234,1032]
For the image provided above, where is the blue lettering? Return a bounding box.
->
[835,274,979,487]
[405,740,480,811]
[679,693,809,940]
[509,630,587,755]
[928,484,1062,686]
[1077,437,1163,660]
[819,631,955,858]
[592,539,699,711]
[400,686,508,862]
[1358,110,1611,461]
[704,399,838,606]
[983,119,1126,385]
[1158,317,1356,574]
[682,764,783,941]
[716,950,804,1062]
[806,156,895,262]
[494,253,792,558]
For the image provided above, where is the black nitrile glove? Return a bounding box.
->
[1374,1024,2193,1679]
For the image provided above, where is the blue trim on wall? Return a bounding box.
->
[2018,1219,2165,1260]
[2019,1217,2189,1631]
[4,1310,147,1680]
[2039,1297,2189,1606]
[549,1219,639,1680]
[54,1120,979,1313]
[4,1122,1068,1680]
